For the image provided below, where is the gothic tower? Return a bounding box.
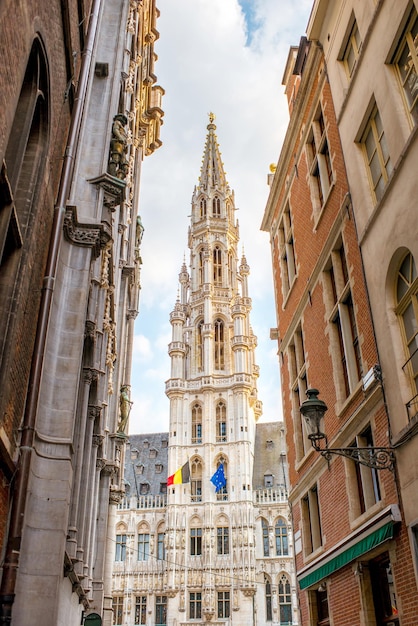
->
[165,114,262,622]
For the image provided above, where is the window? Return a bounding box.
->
[135,464,144,475]
[115,534,126,561]
[213,196,221,217]
[137,533,150,561]
[157,532,165,560]
[275,518,289,556]
[216,400,227,442]
[306,106,333,211]
[395,252,418,419]
[394,7,418,125]
[341,17,362,78]
[190,527,202,556]
[214,318,225,370]
[217,526,229,555]
[265,577,272,621]
[192,402,202,443]
[0,40,49,373]
[349,427,381,517]
[191,458,203,503]
[215,457,228,501]
[262,518,270,557]
[197,320,204,371]
[155,463,163,473]
[217,591,230,619]
[160,482,167,494]
[140,483,149,495]
[200,197,207,218]
[149,448,157,458]
[410,523,418,576]
[302,484,322,555]
[213,246,222,285]
[278,574,292,625]
[112,596,124,625]
[326,243,362,399]
[199,249,204,285]
[278,203,296,297]
[155,595,167,626]
[189,592,202,619]
[361,104,392,203]
[135,596,147,625]
[288,325,309,460]
[370,554,399,626]
[313,585,329,626]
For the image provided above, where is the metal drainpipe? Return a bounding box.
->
[0,0,102,622]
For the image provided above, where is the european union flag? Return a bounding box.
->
[210,463,226,492]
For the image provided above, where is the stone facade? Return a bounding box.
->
[0,2,163,624]
[262,2,418,623]
[112,120,297,626]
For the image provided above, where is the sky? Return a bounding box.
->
[129,0,313,434]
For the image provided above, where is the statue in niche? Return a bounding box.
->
[118,385,132,433]
[108,114,129,179]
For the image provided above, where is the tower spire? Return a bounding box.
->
[198,113,229,193]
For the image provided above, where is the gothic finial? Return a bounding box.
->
[209,112,215,124]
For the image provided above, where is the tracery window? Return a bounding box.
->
[200,197,207,218]
[278,574,292,624]
[275,518,289,556]
[213,246,222,285]
[191,458,203,503]
[213,196,221,216]
[216,400,227,442]
[214,318,225,370]
[192,402,202,443]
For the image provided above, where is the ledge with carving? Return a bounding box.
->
[64,205,112,259]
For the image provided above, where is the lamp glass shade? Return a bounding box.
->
[300,389,328,441]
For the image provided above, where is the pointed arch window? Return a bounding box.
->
[197,320,204,372]
[215,457,228,501]
[265,576,272,621]
[200,197,207,218]
[275,518,289,556]
[213,196,221,217]
[395,251,418,419]
[216,400,227,442]
[199,249,204,286]
[214,318,225,370]
[1,39,49,369]
[278,574,292,624]
[191,458,203,502]
[213,246,222,286]
[192,402,202,444]
[261,519,269,557]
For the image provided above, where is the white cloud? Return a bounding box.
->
[129,0,312,434]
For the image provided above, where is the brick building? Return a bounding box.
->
[262,14,418,625]
[0,1,163,624]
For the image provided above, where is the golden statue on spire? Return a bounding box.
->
[208,112,216,124]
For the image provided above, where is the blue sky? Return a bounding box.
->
[129,0,313,434]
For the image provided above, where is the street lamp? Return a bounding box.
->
[300,388,395,471]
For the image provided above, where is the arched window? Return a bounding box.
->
[1,39,49,372]
[157,523,165,561]
[191,458,203,503]
[278,574,292,624]
[197,320,204,372]
[214,318,225,370]
[213,246,222,285]
[275,518,289,556]
[213,196,221,217]
[200,197,207,218]
[216,516,230,555]
[215,457,228,501]
[265,576,272,621]
[192,403,202,444]
[261,519,269,557]
[396,251,418,417]
[216,400,227,442]
[199,249,204,285]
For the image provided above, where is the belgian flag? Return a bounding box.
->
[167,461,190,486]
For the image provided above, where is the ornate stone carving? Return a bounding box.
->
[63,206,112,259]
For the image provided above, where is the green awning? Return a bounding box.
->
[298,521,394,590]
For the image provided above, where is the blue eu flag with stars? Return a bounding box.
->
[210,463,226,492]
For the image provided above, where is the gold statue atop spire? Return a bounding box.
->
[208,112,216,124]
